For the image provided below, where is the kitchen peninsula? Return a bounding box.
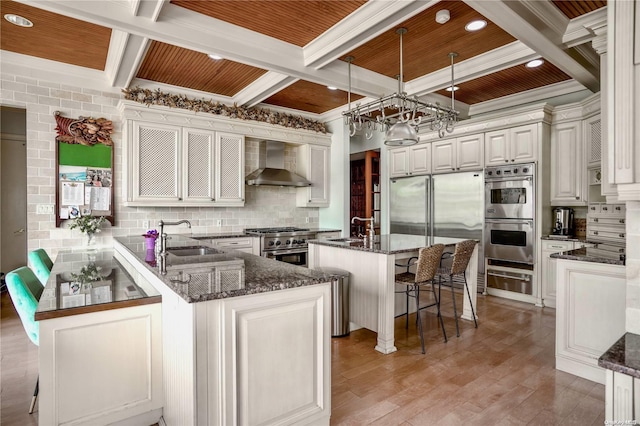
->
[37,237,334,426]
[308,234,478,354]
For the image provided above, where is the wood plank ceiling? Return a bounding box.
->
[0,0,607,117]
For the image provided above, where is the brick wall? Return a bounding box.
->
[1,72,318,259]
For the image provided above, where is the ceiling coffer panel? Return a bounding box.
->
[435,60,572,105]
[136,41,268,97]
[342,1,516,81]
[171,0,367,47]
[262,80,364,115]
[551,0,607,19]
[0,1,111,70]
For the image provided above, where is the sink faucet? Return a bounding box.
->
[351,216,375,239]
[158,219,192,257]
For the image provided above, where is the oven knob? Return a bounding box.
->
[292,239,299,244]
[513,168,518,174]
[300,238,306,243]
[487,171,493,176]
[276,241,281,246]
[496,170,501,175]
[269,241,275,246]
[523,167,529,173]
[286,239,291,245]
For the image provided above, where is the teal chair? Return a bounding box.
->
[6,267,43,414]
[28,249,53,286]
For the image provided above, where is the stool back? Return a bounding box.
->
[450,240,477,276]
[5,267,43,346]
[28,249,53,286]
[415,244,445,283]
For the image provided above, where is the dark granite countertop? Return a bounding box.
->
[550,242,626,266]
[308,234,470,255]
[599,333,640,379]
[35,248,161,321]
[114,235,333,303]
[312,228,342,233]
[541,235,591,242]
[188,232,257,239]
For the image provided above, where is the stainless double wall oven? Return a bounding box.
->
[484,163,536,294]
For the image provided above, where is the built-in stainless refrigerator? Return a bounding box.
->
[390,172,484,274]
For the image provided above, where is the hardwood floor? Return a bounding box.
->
[1,289,604,425]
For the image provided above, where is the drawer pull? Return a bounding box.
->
[619,233,625,238]
[603,207,608,211]
[593,231,599,235]
[616,206,621,210]
[594,218,599,222]
[620,219,625,224]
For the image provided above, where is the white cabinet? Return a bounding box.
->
[550,121,586,206]
[584,114,602,168]
[431,133,484,173]
[315,231,341,240]
[209,236,260,255]
[540,239,594,308]
[125,120,245,207]
[388,143,431,177]
[485,123,538,166]
[296,144,330,207]
[555,258,626,384]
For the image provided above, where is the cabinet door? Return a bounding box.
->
[484,129,510,166]
[550,121,585,205]
[457,134,484,171]
[540,240,573,308]
[431,139,456,173]
[132,121,181,202]
[408,144,431,175]
[510,123,538,163]
[389,148,409,177]
[297,145,330,207]
[584,114,602,168]
[183,128,215,202]
[215,133,245,205]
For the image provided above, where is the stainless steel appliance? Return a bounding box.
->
[552,207,574,237]
[244,227,316,267]
[484,163,534,220]
[389,171,484,274]
[484,163,536,265]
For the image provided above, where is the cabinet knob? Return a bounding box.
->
[603,207,608,211]
[212,198,215,201]
[594,218,598,222]
[620,233,625,238]
[594,231,599,235]
[511,159,515,162]
[615,206,621,210]
[178,197,182,200]
[505,160,509,163]
[452,168,455,171]
[620,219,625,224]
[575,196,579,200]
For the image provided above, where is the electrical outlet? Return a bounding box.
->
[142,220,150,229]
[216,219,223,227]
[37,204,54,214]
[306,217,310,223]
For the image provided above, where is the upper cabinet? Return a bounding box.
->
[388,143,431,177]
[584,113,602,169]
[550,121,585,206]
[124,120,245,207]
[297,144,330,207]
[431,133,484,173]
[485,123,538,166]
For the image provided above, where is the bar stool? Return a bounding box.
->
[438,240,478,337]
[395,244,446,353]
[28,249,53,286]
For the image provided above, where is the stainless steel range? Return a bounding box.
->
[244,227,316,267]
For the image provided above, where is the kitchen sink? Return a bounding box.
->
[166,246,223,256]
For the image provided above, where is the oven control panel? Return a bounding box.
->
[485,163,535,180]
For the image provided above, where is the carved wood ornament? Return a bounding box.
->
[54,111,114,146]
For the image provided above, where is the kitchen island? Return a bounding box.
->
[113,235,333,426]
[308,234,478,354]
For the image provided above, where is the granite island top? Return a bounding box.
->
[181,228,341,240]
[550,242,626,266]
[598,333,640,379]
[114,235,334,303]
[308,234,471,255]
[35,248,162,321]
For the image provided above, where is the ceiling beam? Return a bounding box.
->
[303,0,438,69]
[465,0,600,93]
[234,72,299,107]
[104,31,150,88]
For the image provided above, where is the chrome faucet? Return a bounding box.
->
[351,216,375,239]
[158,219,192,257]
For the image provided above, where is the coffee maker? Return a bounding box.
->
[552,207,574,236]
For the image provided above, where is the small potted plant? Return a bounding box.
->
[69,215,106,246]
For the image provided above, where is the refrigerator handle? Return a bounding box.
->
[427,177,434,240]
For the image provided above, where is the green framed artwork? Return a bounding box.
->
[54,112,115,227]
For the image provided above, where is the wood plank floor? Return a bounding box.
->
[1,289,604,425]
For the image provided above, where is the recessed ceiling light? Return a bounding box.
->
[4,14,33,27]
[465,19,486,31]
[327,86,337,90]
[526,59,544,68]
[445,86,459,92]
[208,54,222,60]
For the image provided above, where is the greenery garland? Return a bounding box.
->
[122,87,327,134]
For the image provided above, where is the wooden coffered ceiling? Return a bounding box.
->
[1,0,606,120]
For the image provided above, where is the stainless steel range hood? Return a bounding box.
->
[245,141,311,187]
